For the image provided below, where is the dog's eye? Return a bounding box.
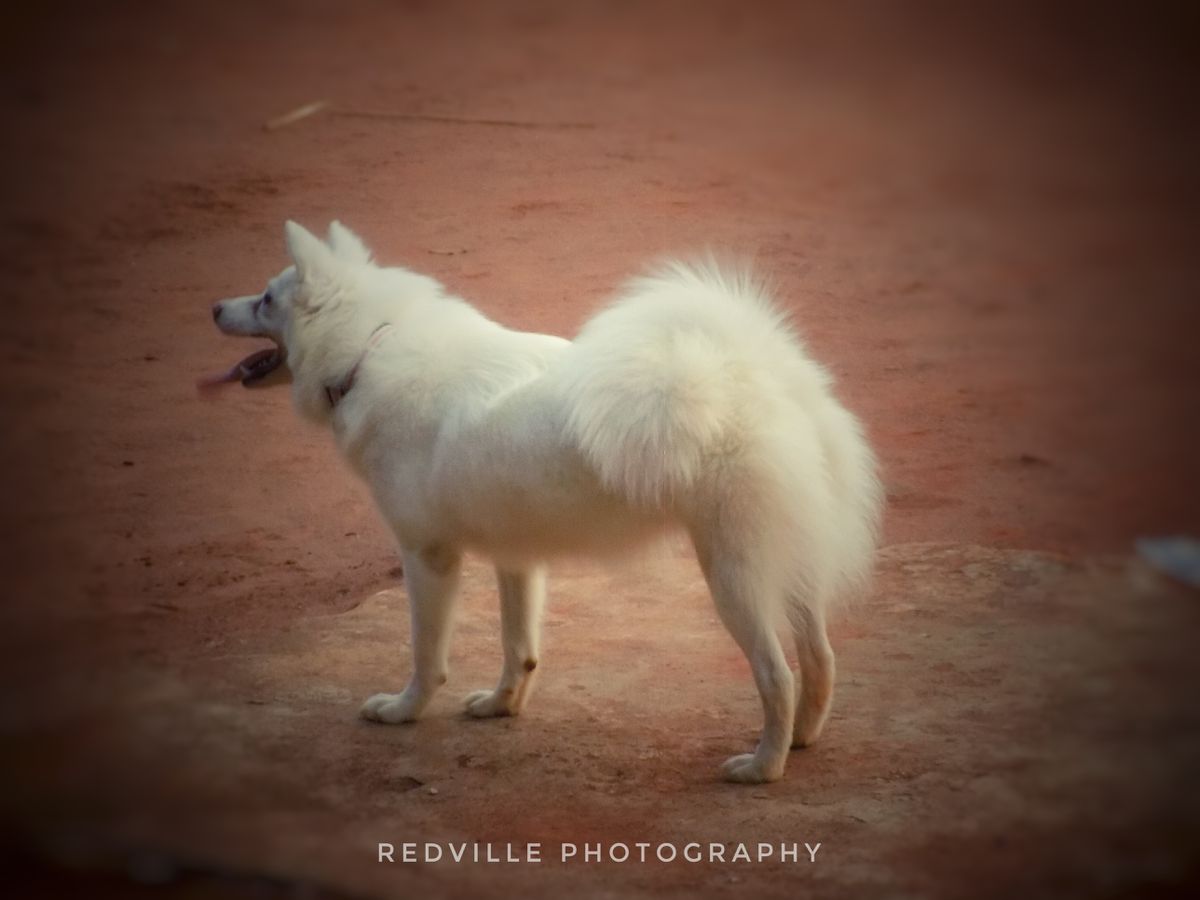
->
[262,292,273,306]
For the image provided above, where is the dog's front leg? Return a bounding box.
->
[361,544,462,724]
[464,566,546,718]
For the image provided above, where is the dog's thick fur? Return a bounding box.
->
[211,221,883,783]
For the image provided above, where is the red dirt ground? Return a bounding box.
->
[2,2,1198,898]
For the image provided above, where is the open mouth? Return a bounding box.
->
[198,342,285,390]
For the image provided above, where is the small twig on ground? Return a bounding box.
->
[264,100,329,131]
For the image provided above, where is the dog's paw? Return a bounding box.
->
[791,730,821,750]
[360,691,421,724]
[721,752,784,784]
[463,687,517,718]
[792,706,830,748]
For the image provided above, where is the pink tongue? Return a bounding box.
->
[196,347,280,392]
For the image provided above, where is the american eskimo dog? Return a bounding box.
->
[206,221,882,783]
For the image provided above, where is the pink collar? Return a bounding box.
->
[324,323,394,409]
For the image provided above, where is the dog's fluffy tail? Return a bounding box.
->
[559,258,882,609]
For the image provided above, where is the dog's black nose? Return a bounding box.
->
[212,303,223,322]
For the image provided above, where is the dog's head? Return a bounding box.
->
[201,218,372,398]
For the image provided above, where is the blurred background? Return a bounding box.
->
[1,1,1197,897]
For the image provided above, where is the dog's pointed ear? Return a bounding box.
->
[284,220,337,282]
[327,221,372,265]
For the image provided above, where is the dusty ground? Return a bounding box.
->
[1,1,1198,897]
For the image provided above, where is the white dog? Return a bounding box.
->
[207,221,882,783]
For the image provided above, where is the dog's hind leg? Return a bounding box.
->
[696,543,795,784]
[790,600,836,748]
[465,566,546,718]
[361,544,462,724]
